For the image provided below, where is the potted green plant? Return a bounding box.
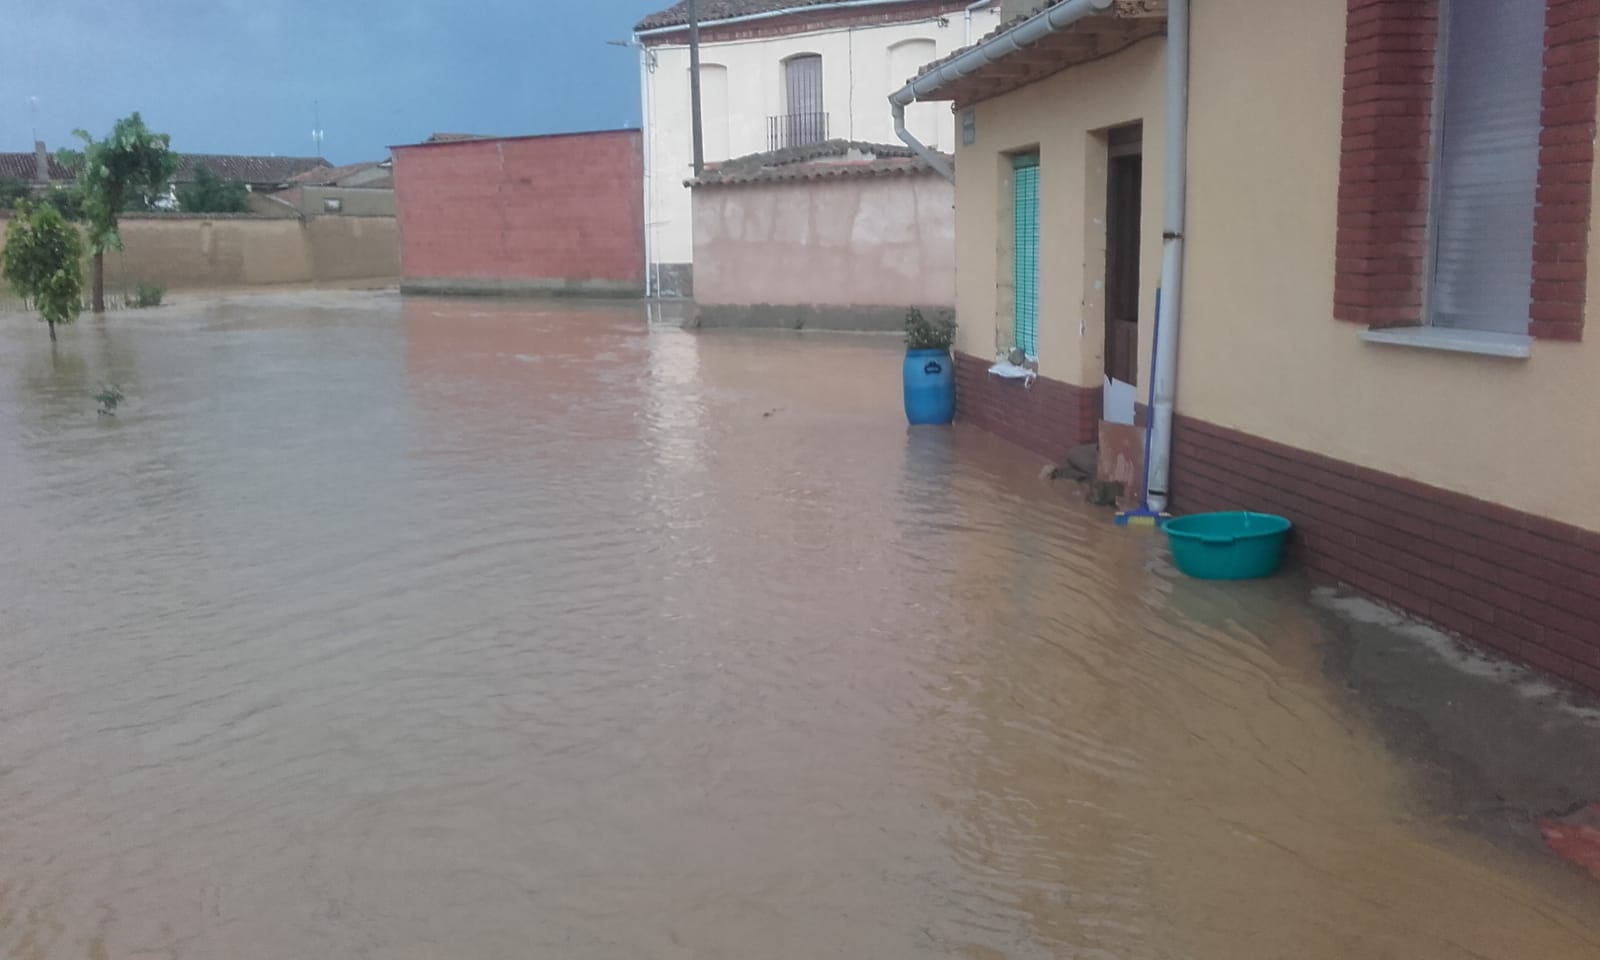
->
[903,307,957,425]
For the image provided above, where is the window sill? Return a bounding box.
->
[1359,326,1532,359]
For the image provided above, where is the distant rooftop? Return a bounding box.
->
[636,0,949,31]
[0,151,73,182]
[289,161,388,187]
[174,154,331,185]
[1,149,332,187]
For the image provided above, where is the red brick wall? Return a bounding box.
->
[1333,0,1439,328]
[953,352,1101,462]
[1531,0,1600,340]
[392,130,644,289]
[1171,416,1600,695]
[1334,0,1600,337]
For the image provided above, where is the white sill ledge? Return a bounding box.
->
[1360,326,1532,359]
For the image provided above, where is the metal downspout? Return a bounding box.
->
[637,43,656,297]
[1145,0,1189,514]
[888,0,1116,183]
[892,102,954,181]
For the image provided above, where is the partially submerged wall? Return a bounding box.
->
[305,216,401,282]
[392,130,645,297]
[0,213,400,291]
[691,171,954,330]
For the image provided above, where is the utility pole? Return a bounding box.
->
[688,0,705,177]
[312,99,325,158]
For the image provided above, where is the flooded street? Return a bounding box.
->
[1,290,1596,959]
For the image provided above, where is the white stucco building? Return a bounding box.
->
[634,0,1000,296]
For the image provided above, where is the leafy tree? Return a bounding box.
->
[2,203,86,341]
[0,179,31,208]
[72,112,175,312]
[177,165,250,213]
[41,184,86,221]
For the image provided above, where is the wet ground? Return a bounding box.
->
[1,289,1597,959]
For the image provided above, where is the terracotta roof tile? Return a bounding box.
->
[0,153,73,182]
[687,139,946,187]
[2,151,331,187]
[289,161,386,186]
[175,154,331,185]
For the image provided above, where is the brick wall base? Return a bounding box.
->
[1170,415,1600,694]
[953,352,1101,463]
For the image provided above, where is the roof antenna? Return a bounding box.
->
[312,99,325,158]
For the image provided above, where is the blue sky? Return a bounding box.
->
[1,0,673,163]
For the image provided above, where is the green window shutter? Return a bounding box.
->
[1012,153,1040,358]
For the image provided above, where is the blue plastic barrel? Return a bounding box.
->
[904,348,956,425]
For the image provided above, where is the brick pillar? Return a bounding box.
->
[1333,0,1440,328]
[1530,0,1600,341]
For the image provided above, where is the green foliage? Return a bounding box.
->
[40,184,85,221]
[1,203,86,339]
[176,166,250,213]
[72,112,176,255]
[127,281,164,308]
[904,306,956,351]
[0,179,31,208]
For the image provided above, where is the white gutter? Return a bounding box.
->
[1145,0,1188,514]
[889,0,1116,182]
[634,0,926,38]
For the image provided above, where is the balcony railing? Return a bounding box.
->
[767,112,830,151]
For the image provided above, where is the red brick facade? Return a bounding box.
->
[392,131,644,293]
[953,352,1101,462]
[1333,0,1439,328]
[1532,0,1600,340]
[1170,416,1600,695]
[1334,0,1600,337]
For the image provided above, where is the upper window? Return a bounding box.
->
[1427,0,1545,333]
[777,54,826,149]
[699,63,730,161]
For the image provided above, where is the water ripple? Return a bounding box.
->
[0,292,1594,959]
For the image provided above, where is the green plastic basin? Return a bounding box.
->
[1164,511,1293,580]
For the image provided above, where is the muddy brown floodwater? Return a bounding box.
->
[1,290,1597,959]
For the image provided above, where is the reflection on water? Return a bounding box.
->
[0,290,1595,959]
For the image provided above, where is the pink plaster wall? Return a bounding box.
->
[691,173,955,307]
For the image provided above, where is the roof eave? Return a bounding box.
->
[893,0,1166,107]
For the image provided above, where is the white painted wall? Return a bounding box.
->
[638,4,1000,282]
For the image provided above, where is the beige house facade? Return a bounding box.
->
[899,0,1600,693]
